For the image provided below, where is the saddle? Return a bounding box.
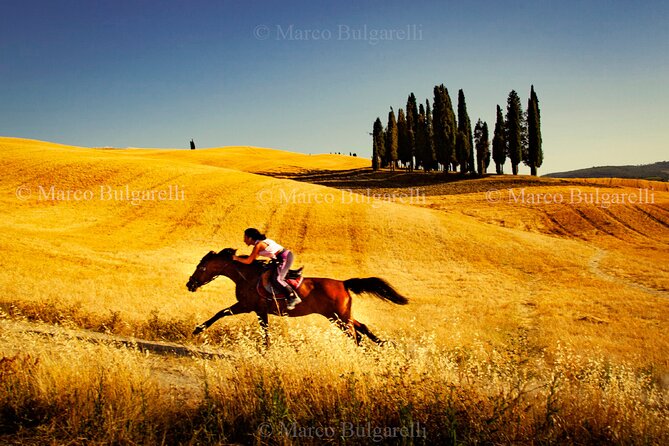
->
[256,265,304,300]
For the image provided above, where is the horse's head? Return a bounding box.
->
[186,248,236,292]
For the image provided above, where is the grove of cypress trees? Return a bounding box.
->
[506,90,523,175]
[492,105,506,174]
[525,85,543,176]
[372,84,542,174]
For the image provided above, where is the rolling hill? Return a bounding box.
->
[1,136,667,444]
[546,161,669,181]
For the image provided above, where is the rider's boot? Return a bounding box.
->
[285,286,302,310]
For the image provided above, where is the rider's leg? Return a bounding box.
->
[274,250,301,310]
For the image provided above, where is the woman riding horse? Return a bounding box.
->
[231,228,301,310]
[187,248,409,345]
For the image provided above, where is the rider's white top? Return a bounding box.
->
[255,238,284,259]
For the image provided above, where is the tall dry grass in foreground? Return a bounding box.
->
[1,322,667,445]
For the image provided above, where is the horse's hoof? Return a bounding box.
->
[193,325,205,335]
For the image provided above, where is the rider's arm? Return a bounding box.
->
[233,242,265,264]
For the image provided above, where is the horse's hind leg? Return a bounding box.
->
[352,320,385,346]
[331,317,361,344]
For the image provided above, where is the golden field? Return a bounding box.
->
[0,137,667,444]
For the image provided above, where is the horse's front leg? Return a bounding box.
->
[193,301,248,335]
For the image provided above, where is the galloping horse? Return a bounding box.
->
[186,248,408,345]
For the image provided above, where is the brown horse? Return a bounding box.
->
[186,248,408,345]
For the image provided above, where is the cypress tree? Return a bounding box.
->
[474,119,490,176]
[385,108,398,171]
[506,90,523,175]
[432,84,457,171]
[456,89,473,174]
[425,99,436,171]
[468,139,476,174]
[520,109,529,166]
[443,86,457,171]
[432,86,445,170]
[525,85,543,176]
[406,93,418,171]
[415,104,427,171]
[492,105,506,174]
[397,108,411,170]
[372,117,385,171]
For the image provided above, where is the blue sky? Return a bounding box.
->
[1,0,667,174]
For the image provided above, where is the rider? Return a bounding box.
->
[231,228,302,310]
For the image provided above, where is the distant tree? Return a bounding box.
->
[190,139,195,150]
[385,108,398,170]
[397,108,412,170]
[506,90,523,175]
[456,89,473,174]
[524,85,543,176]
[372,117,385,171]
[432,84,457,171]
[474,119,490,176]
[406,93,418,171]
[492,105,506,174]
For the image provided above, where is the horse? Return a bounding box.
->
[186,248,408,345]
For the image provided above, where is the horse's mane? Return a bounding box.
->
[202,248,269,271]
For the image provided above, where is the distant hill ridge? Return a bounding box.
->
[545,161,669,181]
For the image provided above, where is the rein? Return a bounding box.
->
[231,263,249,282]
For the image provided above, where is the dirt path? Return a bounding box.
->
[0,318,231,359]
[589,248,668,298]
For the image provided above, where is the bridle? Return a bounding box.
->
[191,256,249,290]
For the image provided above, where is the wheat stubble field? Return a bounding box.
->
[0,137,667,445]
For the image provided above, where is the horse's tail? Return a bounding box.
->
[343,277,409,305]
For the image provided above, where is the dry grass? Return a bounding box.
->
[1,320,667,445]
[0,137,668,444]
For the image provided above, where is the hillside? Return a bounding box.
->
[1,136,668,352]
[546,161,669,181]
[1,137,668,444]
